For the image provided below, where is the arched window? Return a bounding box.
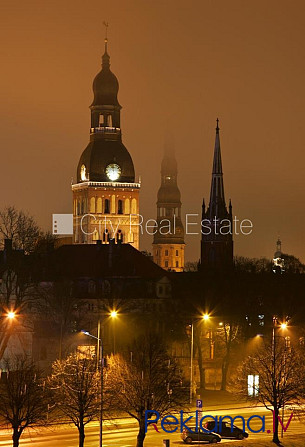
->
[99,114,104,126]
[111,195,116,213]
[125,198,130,214]
[131,198,137,214]
[97,197,102,213]
[107,115,112,126]
[118,200,123,214]
[93,229,99,241]
[104,199,110,214]
[90,197,96,213]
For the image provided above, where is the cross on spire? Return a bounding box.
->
[103,21,109,52]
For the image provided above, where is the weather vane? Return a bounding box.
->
[103,21,109,42]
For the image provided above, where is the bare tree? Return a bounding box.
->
[106,333,188,447]
[234,341,305,445]
[0,206,41,253]
[0,355,47,447]
[48,353,100,447]
[217,320,241,391]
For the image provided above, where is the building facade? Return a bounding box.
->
[153,145,185,272]
[200,120,233,271]
[72,39,140,248]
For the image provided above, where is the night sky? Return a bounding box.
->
[1,0,304,262]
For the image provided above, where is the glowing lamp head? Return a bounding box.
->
[281,323,287,330]
[7,312,15,320]
[110,311,118,318]
[203,314,210,321]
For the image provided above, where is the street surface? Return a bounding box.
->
[1,405,305,446]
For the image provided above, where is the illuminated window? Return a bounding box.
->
[97,198,102,213]
[99,114,104,126]
[90,197,96,213]
[125,198,130,214]
[131,198,137,214]
[107,115,112,126]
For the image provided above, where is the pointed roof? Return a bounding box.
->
[207,119,228,219]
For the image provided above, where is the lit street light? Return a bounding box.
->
[190,313,210,404]
[81,329,103,447]
[110,310,118,354]
[6,311,16,320]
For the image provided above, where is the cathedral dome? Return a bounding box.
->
[91,51,121,107]
[77,139,135,183]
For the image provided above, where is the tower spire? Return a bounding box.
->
[208,118,225,217]
[102,21,110,68]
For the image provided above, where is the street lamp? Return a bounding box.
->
[6,311,15,320]
[272,317,289,439]
[110,310,118,354]
[189,314,210,404]
[81,329,103,447]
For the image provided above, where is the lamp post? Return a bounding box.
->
[189,314,210,404]
[81,330,103,447]
[110,310,118,354]
[271,317,288,439]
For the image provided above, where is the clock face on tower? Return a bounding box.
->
[106,163,121,181]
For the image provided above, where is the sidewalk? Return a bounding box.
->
[190,390,257,412]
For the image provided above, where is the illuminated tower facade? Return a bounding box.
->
[153,145,185,272]
[72,39,140,248]
[272,238,285,274]
[200,120,233,271]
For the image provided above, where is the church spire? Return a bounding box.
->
[208,118,226,218]
[200,119,233,271]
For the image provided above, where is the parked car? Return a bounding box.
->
[204,420,249,440]
[181,427,221,444]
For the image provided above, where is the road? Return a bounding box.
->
[0,405,304,446]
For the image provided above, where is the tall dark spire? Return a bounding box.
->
[200,119,233,272]
[207,119,226,219]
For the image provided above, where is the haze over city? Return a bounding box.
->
[1,0,304,262]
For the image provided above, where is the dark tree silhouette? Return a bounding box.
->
[106,333,188,447]
[0,356,47,447]
[234,340,305,445]
[48,353,100,447]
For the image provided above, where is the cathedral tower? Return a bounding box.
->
[200,120,233,271]
[153,144,185,272]
[72,38,140,248]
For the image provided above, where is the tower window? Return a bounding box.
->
[176,250,179,256]
[97,197,102,213]
[104,199,110,214]
[165,261,169,268]
[165,250,168,256]
[90,197,96,214]
[176,261,179,268]
[118,200,123,214]
[107,115,112,126]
